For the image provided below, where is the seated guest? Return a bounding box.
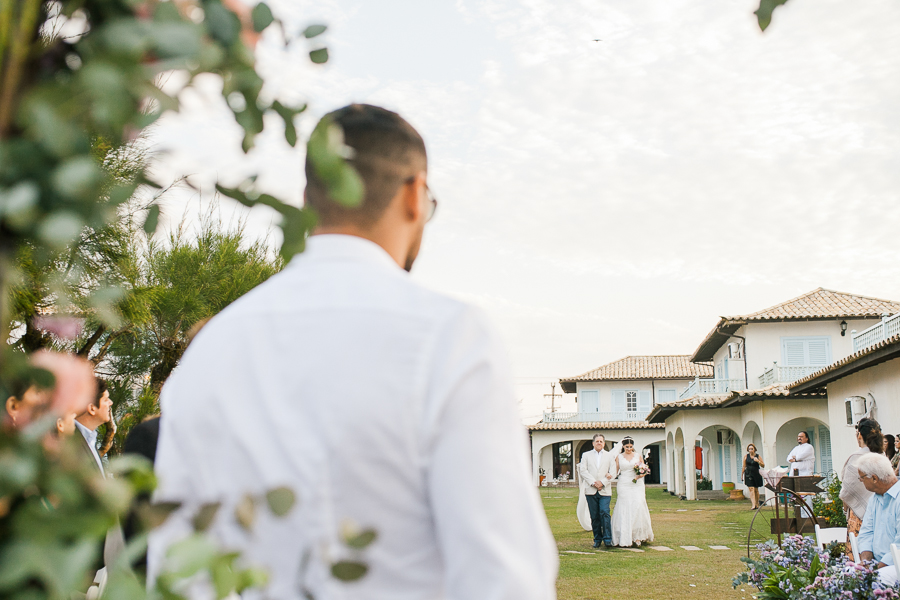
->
[840,418,884,556]
[856,452,900,582]
[787,431,815,476]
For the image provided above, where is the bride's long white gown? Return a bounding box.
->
[611,453,654,547]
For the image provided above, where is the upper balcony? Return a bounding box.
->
[542,410,648,423]
[757,363,823,387]
[852,312,900,353]
[678,377,746,400]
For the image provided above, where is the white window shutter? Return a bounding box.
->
[808,339,830,365]
[612,390,626,413]
[657,389,676,404]
[819,425,832,473]
[638,391,652,414]
[783,339,807,366]
[581,390,599,413]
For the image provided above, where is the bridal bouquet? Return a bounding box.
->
[633,463,651,483]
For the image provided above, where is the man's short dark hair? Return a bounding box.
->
[93,378,107,408]
[304,104,427,228]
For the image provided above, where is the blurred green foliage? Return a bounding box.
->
[0,0,365,597]
[811,472,847,528]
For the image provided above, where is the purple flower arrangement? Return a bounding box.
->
[733,535,900,599]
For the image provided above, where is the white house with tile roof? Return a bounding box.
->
[791,311,900,478]
[645,289,900,500]
[529,355,712,487]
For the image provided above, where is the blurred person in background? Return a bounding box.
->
[840,418,884,556]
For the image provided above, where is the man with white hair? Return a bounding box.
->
[856,452,900,583]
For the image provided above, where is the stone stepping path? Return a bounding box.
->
[563,544,735,555]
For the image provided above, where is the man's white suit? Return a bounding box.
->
[577,449,616,496]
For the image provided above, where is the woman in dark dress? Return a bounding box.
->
[742,443,765,509]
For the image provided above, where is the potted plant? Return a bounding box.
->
[539,467,546,485]
[722,481,735,493]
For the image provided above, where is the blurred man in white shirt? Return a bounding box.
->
[787,431,815,476]
[149,104,558,600]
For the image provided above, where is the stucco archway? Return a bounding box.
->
[776,417,833,475]
[697,424,742,491]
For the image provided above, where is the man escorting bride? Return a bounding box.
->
[577,433,654,548]
[611,436,654,547]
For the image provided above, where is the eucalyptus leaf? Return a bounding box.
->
[144,204,160,233]
[205,1,241,46]
[754,0,791,31]
[235,494,256,531]
[344,528,377,550]
[265,487,296,517]
[303,24,327,38]
[192,502,222,532]
[164,534,219,578]
[330,560,368,582]
[309,47,329,64]
[52,156,103,199]
[251,3,275,33]
[38,211,84,247]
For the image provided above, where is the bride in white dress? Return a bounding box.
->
[611,437,654,547]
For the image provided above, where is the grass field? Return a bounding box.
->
[543,486,761,600]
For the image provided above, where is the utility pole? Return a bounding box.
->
[544,382,563,413]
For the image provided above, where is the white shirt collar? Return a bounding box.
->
[74,419,97,445]
[291,234,403,272]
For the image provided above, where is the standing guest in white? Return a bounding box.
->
[148,104,558,600]
[576,433,616,548]
[611,437,654,547]
[787,431,816,476]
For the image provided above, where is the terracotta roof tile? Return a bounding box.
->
[653,394,731,409]
[528,421,666,431]
[561,355,713,384]
[690,288,900,362]
[729,288,900,321]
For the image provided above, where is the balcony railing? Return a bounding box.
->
[853,313,900,352]
[678,377,746,400]
[542,411,648,423]
[757,363,823,387]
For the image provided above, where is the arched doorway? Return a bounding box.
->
[776,418,833,475]
[698,424,742,491]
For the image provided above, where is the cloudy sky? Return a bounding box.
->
[150,0,900,423]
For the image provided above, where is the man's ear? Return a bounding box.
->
[5,396,18,418]
[87,402,98,416]
[401,172,427,222]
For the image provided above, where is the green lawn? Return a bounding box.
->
[543,486,760,600]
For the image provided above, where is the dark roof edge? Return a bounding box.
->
[689,320,741,362]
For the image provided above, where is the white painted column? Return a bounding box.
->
[685,442,698,500]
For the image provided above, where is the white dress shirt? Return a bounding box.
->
[787,442,815,476]
[149,235,558,600]
[74,419,105,476]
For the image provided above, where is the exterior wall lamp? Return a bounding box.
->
[840,320,848,336]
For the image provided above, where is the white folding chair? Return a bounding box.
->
[814,524,848,550]
[849,531,861,563]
